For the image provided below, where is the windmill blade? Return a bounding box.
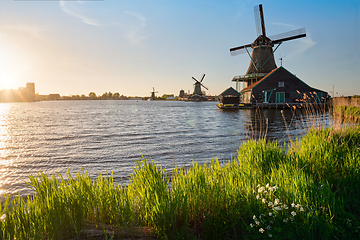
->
[270,28,306,44]
[200,74,206,82]
[200,83,209,90]
[230,44,252,56]
[258,4,266,37]
[192,77,199,83]
[254,5,261,36]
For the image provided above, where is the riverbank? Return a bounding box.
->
[332,96,360,122]
[1,125,359,239]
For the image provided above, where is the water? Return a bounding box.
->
[0,100,329,197]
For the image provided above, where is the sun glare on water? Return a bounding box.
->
[0,104,10,196]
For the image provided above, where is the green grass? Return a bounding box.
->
[0,126,360,239]
[333,105,360,122]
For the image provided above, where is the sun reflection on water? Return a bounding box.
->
[0,103,10,196]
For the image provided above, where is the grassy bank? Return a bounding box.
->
[333,105,360,122]
[1,126,360,239]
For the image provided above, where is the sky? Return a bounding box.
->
[0,0,359,97]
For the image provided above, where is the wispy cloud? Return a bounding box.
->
[59,1,100,26]
[1,24,48,42]
[271,22,296,29]
[296,33,316,53]
[113,11,148,45]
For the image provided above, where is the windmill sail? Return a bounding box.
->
[230,4,306,75]
[270,28,306,44]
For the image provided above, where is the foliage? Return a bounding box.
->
[333,105,360,122]
[0,126,360,239]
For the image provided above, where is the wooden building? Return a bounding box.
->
[240,66,327,104]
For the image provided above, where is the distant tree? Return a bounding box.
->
[108,92,113,99]
[102,92,108,99]
[80,94,86,99]
[113,92,120,99]
[89,92,97,98]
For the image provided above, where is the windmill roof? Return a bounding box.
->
[219,87,240,97]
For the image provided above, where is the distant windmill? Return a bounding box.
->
[192,74,208,95]
[230,4,306,77]
[188,74,209,102]
[150,87,158,100]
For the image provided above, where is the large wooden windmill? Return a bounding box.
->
[230,4,306,91]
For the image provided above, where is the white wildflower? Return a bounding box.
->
[291,203,295,208]
[266,225,271,230]
[255,220,260,225]
[256,195,260,199]
[273,207,282,211]
[258,187,265,193]
[269,233,273,237]
[291,211,296,216]
[300,207,304,211]
[266,183,270,188]
[268,202,273,207]
[268,187,274,191]
[0,214,5,221]
[257,184,260,188]
[274,199,279,206]
[262,198,266,204]
[283,218,287,223]
[250,223,254,228]
[259,228,264,233]
[268,212,272,217]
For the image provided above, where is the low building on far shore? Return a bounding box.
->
[0,82,35,102]
[47,94,61,101]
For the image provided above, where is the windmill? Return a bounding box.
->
[230,4,306,90]
[188,74,209,101]
[150,87,158,100]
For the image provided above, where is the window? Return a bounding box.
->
[278,82,284,87]
[316,92,322,103]
[276,92,285,103]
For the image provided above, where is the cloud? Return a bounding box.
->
[271,22,296,29]
[114,11,148,45]
[294,33,316,55]
[1,24,47,42]
[59,1,100,26]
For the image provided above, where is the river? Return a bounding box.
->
[0,100,330,197]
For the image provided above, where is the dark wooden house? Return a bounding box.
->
[240,66,328,104]
[218,87,240,104]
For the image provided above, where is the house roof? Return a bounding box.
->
[219,87,240,97]
[240,67,278,92]
[240,66,327,94]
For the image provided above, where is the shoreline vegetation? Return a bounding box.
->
[0,106,359,239]
[331,96,360,123]
[37,92,180,101]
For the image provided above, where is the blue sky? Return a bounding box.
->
[0,0,359,97]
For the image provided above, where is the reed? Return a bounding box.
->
[0,125,359,239]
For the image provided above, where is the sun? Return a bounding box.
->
[0,75,14,90]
